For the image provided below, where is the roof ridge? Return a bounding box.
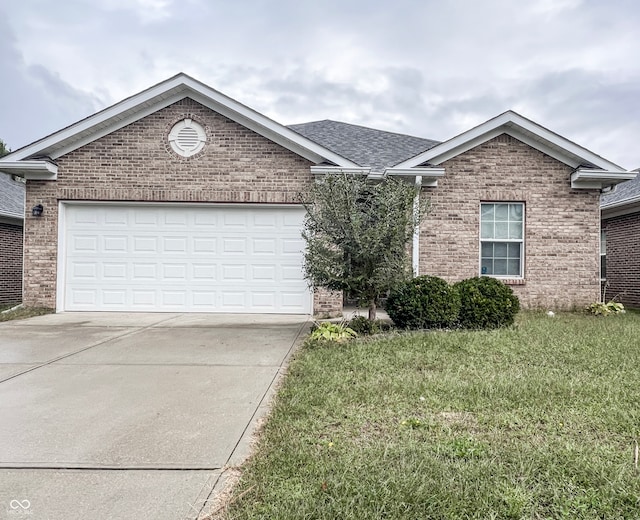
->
[289,119,439,143]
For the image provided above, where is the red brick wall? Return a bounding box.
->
[419,134,601,309]
[0,221,23,305]
[602,212,640,307]
[24,98,333,311]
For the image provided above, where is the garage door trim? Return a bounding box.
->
[56,201,312,314]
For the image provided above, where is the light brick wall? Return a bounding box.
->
[24,98,342,314]
[313,288,343,318]
[0,221,23,305]
[602,212,640,307]
[419,134,601,309]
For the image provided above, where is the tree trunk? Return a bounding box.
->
[368,300,377,321]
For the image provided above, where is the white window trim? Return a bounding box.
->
[478,202,525,279]
[600,229,606,281]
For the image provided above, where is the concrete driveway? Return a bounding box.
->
[0,312,310,520]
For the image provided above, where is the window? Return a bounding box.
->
[480,203,524,277]
[600,229,606,280]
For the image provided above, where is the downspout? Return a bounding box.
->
[412,176,422,276]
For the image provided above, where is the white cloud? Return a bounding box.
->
[1,0,639,167]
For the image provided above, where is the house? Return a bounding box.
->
[0,73,632,315]
[0,171,25,306]
[600,169,640,307]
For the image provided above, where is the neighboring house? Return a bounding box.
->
[0,171,25,305]
[600,168,640,307]
[0,73,632,315]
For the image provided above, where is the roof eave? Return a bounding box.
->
[571,169,636,190]
[0,213,23,225]
[601,191,640,218]
[0,160,58,180]
[385,167,446,187]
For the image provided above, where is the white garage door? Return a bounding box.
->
[61,204,311,313]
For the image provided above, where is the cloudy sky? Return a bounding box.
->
[1,0,639,168]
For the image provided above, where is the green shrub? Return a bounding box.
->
[385,275,461,329]
[455,276,520,329]
[347,315,391,335]
[587,301,625,316]
[308,321,357,345]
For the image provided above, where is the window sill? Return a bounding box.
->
[497,278,526,285]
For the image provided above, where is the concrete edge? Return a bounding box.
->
[196,317,312,519]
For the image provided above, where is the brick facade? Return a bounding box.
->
[0,221,23,305]
[601,212,640,307]
[419,134,600,309]
[24,99,602,314]
[24,98,343,313]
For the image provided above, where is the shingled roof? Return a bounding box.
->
[0,172,25,221]
[287,120,439,172]
[601,167,640,208]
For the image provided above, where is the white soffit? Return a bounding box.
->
[0,160,58,180]
[385,167,445,187]
[394,111,625,173]
[0,74,358,168]
[310,166,371,176]
[571,168,636,190]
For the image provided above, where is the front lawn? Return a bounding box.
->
[223,312,640,519]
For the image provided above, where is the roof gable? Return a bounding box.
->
[394,110,624,171]
[1,73,358,168]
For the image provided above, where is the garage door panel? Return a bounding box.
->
[163,237,188,252]
[222,238,246,254]
[103,290,126,305]
[63,204,311,313]
[72,262,97,279]
[104,211,128,225]
[252,238,276,254]
[103,263,127,280]
[193,237,216,253]
[134,209,159,225]
[192,264,216,280]
[103,236,128,253]
[72,236,98,252]
[221,264,246,281]
[70,288,97,306]
[133,236,158,253]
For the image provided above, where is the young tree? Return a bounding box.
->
[302,172,427,321]
[0,139,10,157]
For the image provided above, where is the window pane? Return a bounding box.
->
[600,230,606,254]
[510,204,523,221]
[495,204,509,220]
[494,222,509,239]
[481,204,495,220]
[507,243,521,257]
[494,259,508,275]
[481,222,494,239]
[481,242,493,256]
[507,259,520,276]
[481,259,493,275]
[601,255,606,279]
[509,222,523,239]
[494,242,508,257]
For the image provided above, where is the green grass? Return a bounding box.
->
[224,312,640,519]
[0,305,53,322]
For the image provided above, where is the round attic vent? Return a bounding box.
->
[168,118,206,157]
